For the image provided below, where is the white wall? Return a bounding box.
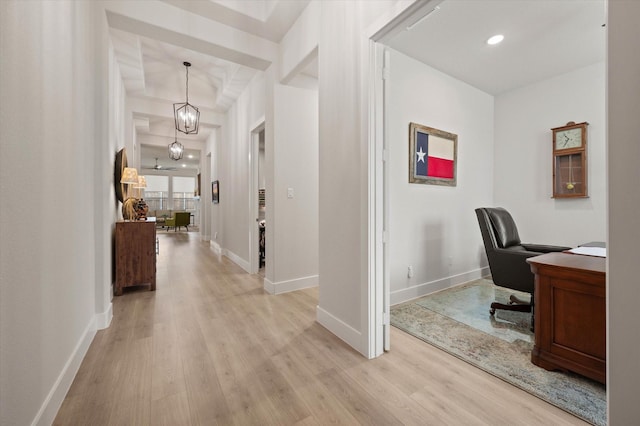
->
[268,84,319,293]
[0,1,116,424]
[98,12,126,322]
[384,54,606,302]
[607,1,640,422]
[216,71,267,269]
[279,0,320,84]
[317,0,402,356]
[387,49,494,304]
[494,62,606,247]
[208,2,320,293]
[317,0,367,350]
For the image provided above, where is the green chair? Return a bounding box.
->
[165,212,191,231]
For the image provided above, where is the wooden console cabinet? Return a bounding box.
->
[115,221,156,296]
[527,252,606,383]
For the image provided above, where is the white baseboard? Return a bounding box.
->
[209,240,222,255]
[264,274,318,295]
[32,316,97,426]
[95,302,113,330]
[390,267,490,306]
[224,249,251,273]
[316,305,364,355]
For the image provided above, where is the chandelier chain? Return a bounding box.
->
[185,64,189,103]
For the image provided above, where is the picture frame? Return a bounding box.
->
[409,122,457,186]
[212,180,219,203]
[114,148,128,203]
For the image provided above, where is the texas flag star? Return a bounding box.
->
[416,146,426,163]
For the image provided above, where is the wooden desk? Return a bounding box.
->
[527,252,606,383]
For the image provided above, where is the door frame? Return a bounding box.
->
[367,0,446,357]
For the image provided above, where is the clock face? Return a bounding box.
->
[555,128,582,150]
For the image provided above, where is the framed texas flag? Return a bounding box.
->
[409,122,457,186]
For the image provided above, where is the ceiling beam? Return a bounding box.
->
[104,1,277,71]
[160,0,310,42]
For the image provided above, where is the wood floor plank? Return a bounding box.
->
[317,368,404,425]
[150,391,192,426]
[54,231,589,426]
[251,358,310,424]
[343,360,443,425]
[107,394,151,426]
[200,318,278,425]
[53,394,112,426]
[151,321,187,401]
[271,347,362,425]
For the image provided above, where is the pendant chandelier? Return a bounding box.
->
[173,61,200,134]
[168,128,184,161]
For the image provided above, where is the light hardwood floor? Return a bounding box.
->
[54,231,587,425]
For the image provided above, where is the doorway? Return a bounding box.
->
[369,0,606,358]
[250,121,266,275]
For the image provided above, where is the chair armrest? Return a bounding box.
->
[521,243,572,253]
[488,247,542,293]
[494,247,546,259]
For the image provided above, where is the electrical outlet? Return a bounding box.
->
[407,266,414,278]
[287,187,294,198]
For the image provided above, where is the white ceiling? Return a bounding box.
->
[109,0,605,172]
[107,0,310,172]
[386,0,606,95]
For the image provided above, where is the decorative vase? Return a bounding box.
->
[135,198,149,220]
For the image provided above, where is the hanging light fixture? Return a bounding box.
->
[168,127,184,161]
[173,61,200,134]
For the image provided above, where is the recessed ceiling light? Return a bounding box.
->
[188,154,193,159]
[182,164,186,167]
[487,34,504,45]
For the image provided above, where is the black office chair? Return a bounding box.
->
[475,207,571,316]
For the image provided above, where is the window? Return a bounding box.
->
[172,176,197,211]
[144,175,169,211]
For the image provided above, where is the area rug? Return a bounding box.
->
[391,279,606,426]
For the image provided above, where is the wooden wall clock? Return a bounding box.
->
[552,121,588,198]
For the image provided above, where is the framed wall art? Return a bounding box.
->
[114,147,128,203]
[409,122,457,186]
[212,180,219,203]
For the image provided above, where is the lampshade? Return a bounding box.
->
[173,61,200,134]
[134,175,147,188]
[120,167,139,184]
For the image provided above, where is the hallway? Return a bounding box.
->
[54,232,586,425]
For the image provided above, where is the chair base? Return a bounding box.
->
[490,294,532,315]
[489,301,532,315]
[490,294,534,331]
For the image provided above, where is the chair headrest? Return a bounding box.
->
[487,207,521,248]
